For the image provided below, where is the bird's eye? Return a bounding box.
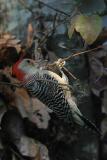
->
[26,60,30,63]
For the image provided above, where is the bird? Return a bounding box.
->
[12,58,101,135]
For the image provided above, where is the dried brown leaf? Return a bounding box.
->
[0,33,21,52]
[15,88,51,129]
[27,23,34,47]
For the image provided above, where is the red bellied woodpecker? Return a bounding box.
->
[12,58,101,135]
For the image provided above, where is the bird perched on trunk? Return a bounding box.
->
[12,58,101,135]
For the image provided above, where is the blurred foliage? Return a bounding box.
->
[0,0,31,38]
[75,0,106,14]
[0,0,107,46]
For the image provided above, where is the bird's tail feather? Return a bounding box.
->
[76,112,101,136]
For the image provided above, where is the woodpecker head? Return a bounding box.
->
[12,59,38,81]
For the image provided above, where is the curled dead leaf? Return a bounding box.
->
[0,33,21,52]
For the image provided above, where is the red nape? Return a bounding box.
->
[12,60,26,81]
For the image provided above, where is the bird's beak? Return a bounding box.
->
[29,60,36,66]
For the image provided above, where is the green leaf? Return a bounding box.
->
[68,15,102,45]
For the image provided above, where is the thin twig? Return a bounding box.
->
[47,63,77,80]
[10,148,26,160]
[48,45,102,80]
[63,45,102,61]
[48,45,102,66]
[37,7,77,47]
[47,59,77,80]
[19,0,70,16]
[63,66,77,80]
[38,16,70,47]
[35,0,70,17]
[0,82,21,88]
[52,13,58,35]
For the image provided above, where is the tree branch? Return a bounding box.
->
[34,0,70,17]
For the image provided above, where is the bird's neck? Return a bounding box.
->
[24,68,41,79]
[15,68,26,81]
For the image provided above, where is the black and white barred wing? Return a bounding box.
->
[23,73,74,124]
[22,73,101,135]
